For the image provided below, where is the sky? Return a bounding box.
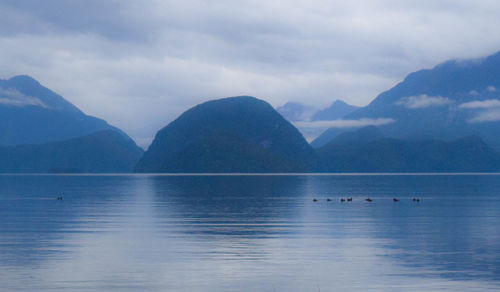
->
[1,0,500,147]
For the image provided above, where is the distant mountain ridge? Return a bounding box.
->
[276,99,360,122]
[136,96,316,173]
[316,126,500,172]
[0,75,82,113]
[0,75,144,173]
[0,75,128,145]
[311,100,360,121]
[276,99,361,143]
[276,102,315,122]
[6,49,500,174]
[0,130,144,173]
[313,50,500,149]
[324,125,384,146]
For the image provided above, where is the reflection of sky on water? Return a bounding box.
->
[0,175,499,291]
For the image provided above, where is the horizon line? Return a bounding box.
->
[2,172,500,176]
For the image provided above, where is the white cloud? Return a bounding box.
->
[458,99,500,123]
[487,85,497,92]
[459,99,500,109]
[395,95,453,109]
[469,90,480,96]
[0,89,47,108]
[295,118,395,129]
[468,109,500,123]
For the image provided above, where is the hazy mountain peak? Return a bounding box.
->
[8,75,41,85]
[0,75,81,113]
[310,50,500,150]
[276,101,315,122]
[331,99,348,105]
[369,50,500,108]
[311,99,360,121]
[0,75,136,146]
[7,75,41,86]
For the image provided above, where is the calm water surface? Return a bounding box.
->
[0,174,499,291]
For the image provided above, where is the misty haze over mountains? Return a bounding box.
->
[310,51,500,149]
[0,75,129,145]
[0,75,143,173]
[276,100,361,142]
[2,50,500,172]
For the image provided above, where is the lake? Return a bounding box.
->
[0,174,499,291]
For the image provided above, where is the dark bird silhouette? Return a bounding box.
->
[57,196,63,200]
[347,198,352,202]
[313,199,318,202]
[412,198,420,202]
[365,198,372,202]
[327,198,332,202]
[393,198,399,202]
[340,198,346,202]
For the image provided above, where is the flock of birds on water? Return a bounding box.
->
[56,196,421,202]
[313,197,421,203]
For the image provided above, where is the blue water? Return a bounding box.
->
[0,174,499,291]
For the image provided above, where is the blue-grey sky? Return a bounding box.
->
[1,0,500,146]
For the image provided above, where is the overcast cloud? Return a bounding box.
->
[1,0,500,146]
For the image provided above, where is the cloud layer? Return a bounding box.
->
[0,89,47,108]
[459,99,500,109]
[295,118,395,129]
[396,95,453,109]
[1,1,500,145]
[468,110,500,123]
[459,99,500,123]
